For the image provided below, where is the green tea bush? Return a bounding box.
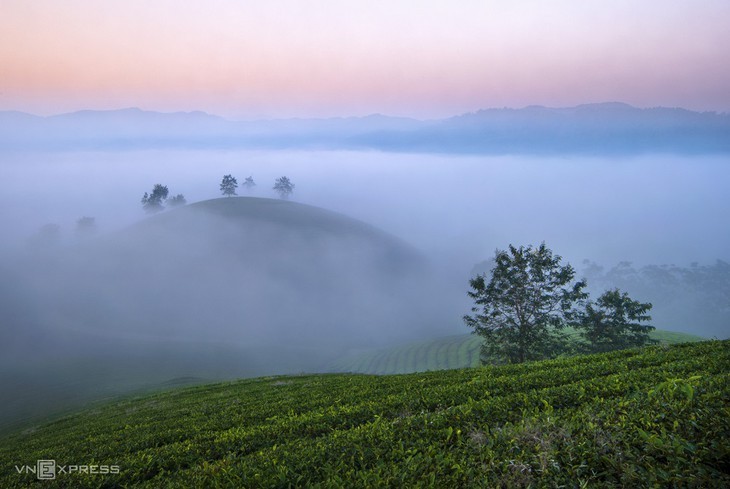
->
[1,341,727,488]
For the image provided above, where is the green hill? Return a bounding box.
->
[1,341,727,487]
[330,330,707,374]
[0,197,439,431]
[127,196,422,265]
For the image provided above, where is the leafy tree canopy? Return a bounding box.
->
[273,176,295,199]
[141,184,169,213]
[168,194,187,207]
[464,243,587,364]
[220,175,238,197]
[577,288,655,353]
[242,176,256,190]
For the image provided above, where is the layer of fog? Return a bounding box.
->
[2,150,728,262]
[2,149,727,336]
[1,149,728,427]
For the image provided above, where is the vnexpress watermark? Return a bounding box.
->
[14,459,120,480]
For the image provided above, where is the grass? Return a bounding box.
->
[330,329,706,374]
[0,340,727,487]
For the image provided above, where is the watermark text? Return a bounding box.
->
[14,460,120,480]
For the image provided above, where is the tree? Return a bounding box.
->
[220,174,238,197]
[141,184,169,213]
[464,243,587,364]
[273,176,294,199]
[75,216,96,237]
[168,194,187,207]
[577,289,655,353]
[242,176,256,192]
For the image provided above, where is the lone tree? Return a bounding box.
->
[273,176,294,199]
[577,289,656,353]
[464,243,587,364]
[220,175,238,197]
[141,184,169,213]
[167,194,187,207]
[242,176,256,192]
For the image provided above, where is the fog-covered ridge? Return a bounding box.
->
[0,196,456,427]
[1,197,448,364]
[2,103,728,154]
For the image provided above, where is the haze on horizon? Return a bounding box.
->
[1,0,730,119]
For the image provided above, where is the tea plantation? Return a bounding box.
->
[330,330,706,374]
[1,340,728,488]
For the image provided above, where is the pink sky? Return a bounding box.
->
[1,0,729,119]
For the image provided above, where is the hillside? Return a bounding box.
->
[128,196,420,264]
[329,330,707,374]
[1,341,727,487]
[54,196,432,347]
[0,197,444,431]
[5,196,433,347]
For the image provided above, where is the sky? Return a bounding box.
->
[1,0,729,119]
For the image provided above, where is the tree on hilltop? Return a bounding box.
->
[168,194,187,207]
[464,243,587,364]
[141,184,169,213]
[75,216,96,237]
[220,175,238,197]
[242,176,256,192]
[273,176,294,199]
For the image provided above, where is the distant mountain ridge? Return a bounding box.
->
[1,103,728,154]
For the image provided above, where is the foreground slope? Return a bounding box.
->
[330,330,707,374]
[1,341,728,488]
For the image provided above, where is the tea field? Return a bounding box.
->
[330,330,706,374]
[1,340,728,488]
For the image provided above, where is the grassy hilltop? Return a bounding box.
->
[129,196,421,258]
[1,340,728,488]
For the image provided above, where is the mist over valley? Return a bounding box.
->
[0,110,728,430]
[3,2,730,484]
